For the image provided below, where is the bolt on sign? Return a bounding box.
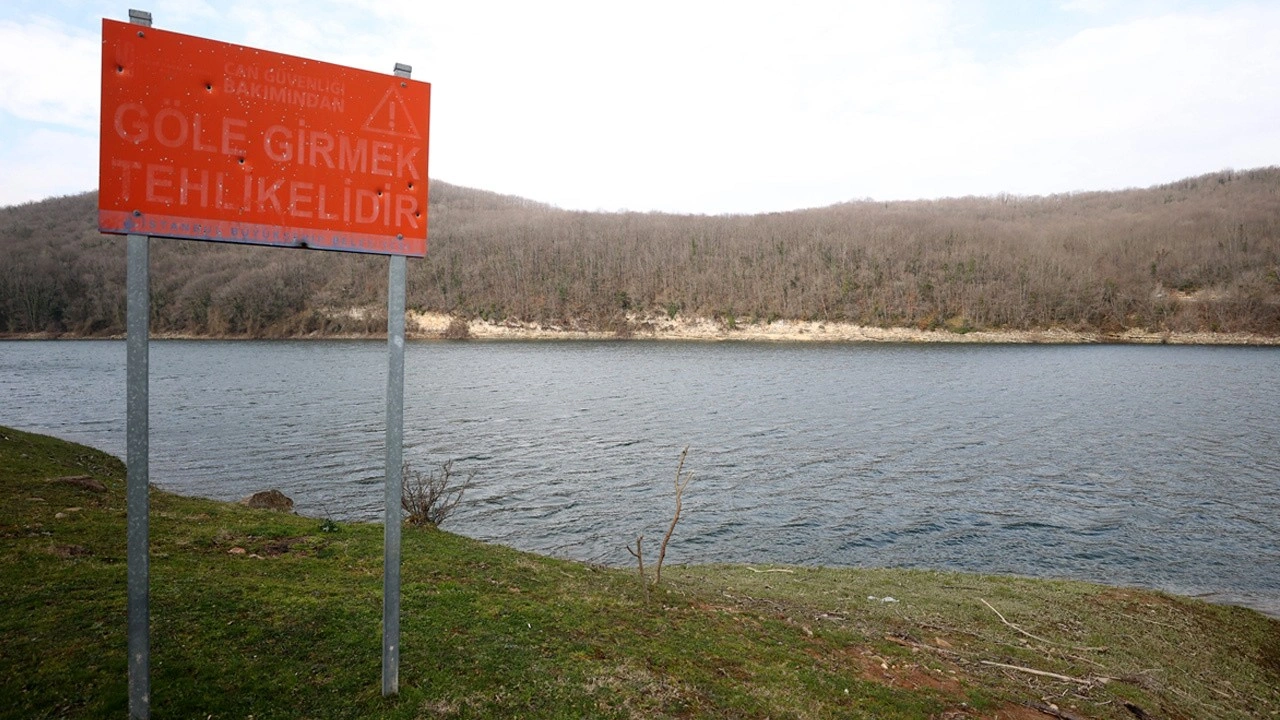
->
[99,19,431,256]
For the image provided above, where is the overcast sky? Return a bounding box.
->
[1,0,1278,215]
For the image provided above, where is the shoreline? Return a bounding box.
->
[423,312,1280,345]
[4,311,1278,345]
[7,420,1280,621]
[7,425,1279,718]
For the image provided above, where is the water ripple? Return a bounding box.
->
[2,339,1278,617]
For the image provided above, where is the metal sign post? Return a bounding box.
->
[382,62,413,696]
[103,10,430,716]
[125,231,151,719]
[124,11,153,719]
[383,254,405,694]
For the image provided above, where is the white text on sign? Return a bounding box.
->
[105,103,422,229]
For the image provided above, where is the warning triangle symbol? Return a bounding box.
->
[363,86,421,139]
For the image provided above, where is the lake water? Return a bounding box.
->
[2,339,1278,617]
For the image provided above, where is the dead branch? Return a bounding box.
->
[655,446,692,585]
[980,660,1114,686]
[1123,701,1156,719]
[626,535,648,601]
[980,598,1107,652]
[402,459,473,527]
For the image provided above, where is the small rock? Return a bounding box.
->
[240,489,294,512]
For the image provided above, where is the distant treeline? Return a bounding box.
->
[2,168,1278,337]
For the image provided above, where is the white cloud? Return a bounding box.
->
[0,1,1278,212]
[0,127,97,203]
[1059,0,1112,14]
[350,0,973,212]
[0,17,100,132]
[976,4,1280,194]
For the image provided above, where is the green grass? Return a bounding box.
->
[2,425,1278,719]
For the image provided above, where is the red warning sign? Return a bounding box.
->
[98,19,431,257]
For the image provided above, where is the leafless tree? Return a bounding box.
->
[3,169,1278,337]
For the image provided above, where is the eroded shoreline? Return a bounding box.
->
[409,312,1279,345]
[5,311,1278,345]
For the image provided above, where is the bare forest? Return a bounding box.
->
[2,168,1278,338]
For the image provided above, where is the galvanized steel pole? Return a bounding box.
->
[124,19,155,720]
[383,251,406,696]
[382,62,412,697]
[124,12,154,717]
[126,230,152,717]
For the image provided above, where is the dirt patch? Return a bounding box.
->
[48,475,106,493]
[49,544,92,559]
[212,531,312,558]
[261,536,308,556]
[819,644,1059,719]
[851,648,965,694]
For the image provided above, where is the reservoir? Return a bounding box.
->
[2,339,1277,616]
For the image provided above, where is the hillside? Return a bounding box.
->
[2,169,1278,339]
[3,425,1278,718]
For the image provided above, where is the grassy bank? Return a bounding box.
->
[2,426,1277,719]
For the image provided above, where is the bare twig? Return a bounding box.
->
[980,660,1114,686]
[402,460,473,526]
[655,446,692,585]
[981,660,1088,684]
[626,535,648,601]
[745,566,795,574]
[980,598,1058,646]
[1065,652,1109,670]
[980,598,1107,652]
